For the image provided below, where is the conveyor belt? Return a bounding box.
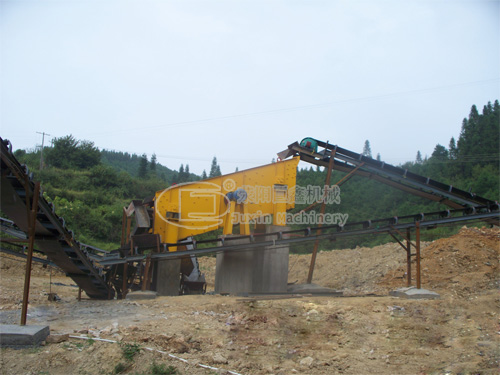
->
[0,247,57,268]
[278,140,498,209]
[96,205,499,265]
[0,138,114,299]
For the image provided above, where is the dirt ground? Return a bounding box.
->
[0,226,498,375]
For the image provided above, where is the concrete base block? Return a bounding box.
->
[390,287,440,299]
[215,250,253,295]
[215,225,289,295]
[0,325,50,348]
[216,248,290,294]
[287,283,343,296]
[125,291,157,300]
[155,259,181,296]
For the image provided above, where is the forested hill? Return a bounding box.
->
[6,100,499,250]
[101,150,184,183]
[10,137,210,248]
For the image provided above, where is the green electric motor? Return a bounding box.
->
[300,137,318,153]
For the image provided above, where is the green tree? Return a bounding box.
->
[138,154,148,178]
[456,101,499,175]
[150,153,157,172]
[415,150,423,164]
[362,140,372,158]
[201,170,207,179]
[457,105,480,159]
[209,157,221,177]
[77,140,101,169]
[46,135,79,169]
[45,135,100,169]
[178,164,186,183]
[448,137,457,160]
[430,144,448,161]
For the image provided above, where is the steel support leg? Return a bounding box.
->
[307,146,336,284]
[21,182,40,325]
[416,222,421,289]
[406,228,411,287]
[122,262,128,299]
[142,255,151,291]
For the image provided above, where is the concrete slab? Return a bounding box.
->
[0,324,50,348]
[125,291,157,300]
[287,283,343,296]
[390,287,440,300]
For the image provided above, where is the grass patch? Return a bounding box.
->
[150,362,179,375]
[120,342,141,362]
[113,362,130,374]
[26,346,43,354]
[75,342,85,349]
[133,362,179,375]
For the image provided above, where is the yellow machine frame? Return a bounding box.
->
[154,157,299,250]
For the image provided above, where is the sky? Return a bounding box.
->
[1,0,499,175]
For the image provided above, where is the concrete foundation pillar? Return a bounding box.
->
[215,225,289,295]
[155,259,181,296]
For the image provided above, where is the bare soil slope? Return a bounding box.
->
[0,227,498,375]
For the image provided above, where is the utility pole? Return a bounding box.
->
[36,132,50,170]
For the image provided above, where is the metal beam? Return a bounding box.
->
[21,182,40,325]
[406,228,411,287]
[416,222,421,289]
[307,144,336,283]
[97,210,499,266]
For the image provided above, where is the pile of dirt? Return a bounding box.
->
[285,241,430,295]
[379,226,499,296]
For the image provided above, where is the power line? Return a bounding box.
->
[85,78,500,137]
[154,153,270,164]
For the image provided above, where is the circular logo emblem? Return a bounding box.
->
[222,178,236,192]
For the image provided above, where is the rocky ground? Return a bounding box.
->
[0,226,498,375]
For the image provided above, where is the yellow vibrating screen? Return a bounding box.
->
[154,156,300,250]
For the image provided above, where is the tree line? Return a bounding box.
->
[8,100,499,251]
